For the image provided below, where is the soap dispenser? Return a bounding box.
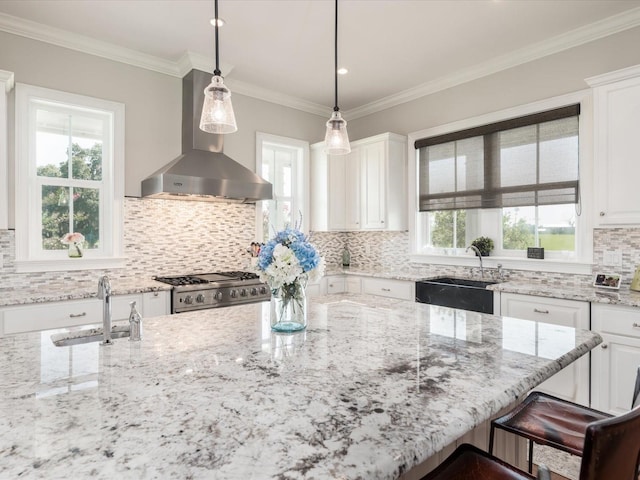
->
[631,266,640,292]
[342,247,351,267]
[128,301,142,341]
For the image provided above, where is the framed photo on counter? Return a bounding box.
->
[593,273,621,290]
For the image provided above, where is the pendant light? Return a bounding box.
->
[200,0,237,134]
[324,0,350,155]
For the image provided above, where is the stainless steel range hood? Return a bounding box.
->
[141,69,272,203]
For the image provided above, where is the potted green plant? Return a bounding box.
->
[471,236,494,256]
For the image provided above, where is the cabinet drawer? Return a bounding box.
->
[362,278,414,300]
[2,299,102,335]
[142,291,170,318]
[327,277,346,294]
[500,293,589,329]
[592,303,640,337]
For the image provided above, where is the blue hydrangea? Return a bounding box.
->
[257,227,320,274]
[289,240,320,272]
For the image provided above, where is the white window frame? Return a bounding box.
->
[407,90,594,274]
[0,70,13,231]
[255,132,309,240]
[15,84,125,272]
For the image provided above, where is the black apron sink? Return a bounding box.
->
[415,277,497,314]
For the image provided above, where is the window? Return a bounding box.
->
[255,133,309,241]
[409,91,592,271]
[15,84,124,272]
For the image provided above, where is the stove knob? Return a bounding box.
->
[250,287,258,296]
[214,291,223,301]
[230,289,237,298]
[183,295,193,305]
[196,294,205,303]
[240,289,247,297]
[259,286,268,295]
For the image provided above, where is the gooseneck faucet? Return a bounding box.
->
[97,275,113,345]
[466,245,484,279]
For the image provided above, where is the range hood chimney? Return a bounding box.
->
[141,69,272,203]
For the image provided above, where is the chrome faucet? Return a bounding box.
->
[466,245,484,279]
[97,275,113,345]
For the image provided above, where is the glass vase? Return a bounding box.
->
[271,281,307,332]
[68,242,83,258]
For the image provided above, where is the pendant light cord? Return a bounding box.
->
[333,0,339,112]
[214,0,221,76]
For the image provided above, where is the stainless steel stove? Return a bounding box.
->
[154,271,270,313]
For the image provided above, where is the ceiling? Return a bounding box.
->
[1,0,640,118]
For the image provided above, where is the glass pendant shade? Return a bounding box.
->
[324,111,351,155]
[199,75,237,134]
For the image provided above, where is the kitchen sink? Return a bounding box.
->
[415,277,497,314]
[51,325,130,347]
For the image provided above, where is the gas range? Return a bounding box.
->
[154,271,270,313]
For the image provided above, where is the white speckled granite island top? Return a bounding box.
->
[0,295,601,480]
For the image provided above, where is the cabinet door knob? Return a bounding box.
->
[599,211,605,216]
[533,308,549,314]
[69,312,87,318]
[602,344,608,349]
[633,323,640,328]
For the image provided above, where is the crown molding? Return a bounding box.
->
[345,6,640,120]
[0,11,182,76]
[226,78,328,117]
[0,69,14,92]
[176,51,234,78]
[585,63,640,87]
[1,6,640,117]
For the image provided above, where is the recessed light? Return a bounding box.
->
[337,67,348,75]
[210,18,225,27]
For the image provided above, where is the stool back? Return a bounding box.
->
[578,405,640,480]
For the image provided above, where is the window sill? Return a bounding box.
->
[14,257,127,273]
[409,253,592,275]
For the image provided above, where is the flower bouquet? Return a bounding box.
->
[61,232,85,258]
[256,227,325,332]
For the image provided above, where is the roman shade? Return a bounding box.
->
[415,105,580,212]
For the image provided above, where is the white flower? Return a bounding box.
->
[262,244,303,289]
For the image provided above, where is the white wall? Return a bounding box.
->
[0,30,326,216]
[348,26,640,139]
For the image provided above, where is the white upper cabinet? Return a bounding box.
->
[311,132,407,232]
[587,65,640,226]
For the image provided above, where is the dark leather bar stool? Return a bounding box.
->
[421,403,640,480]
[488,366,640,473]
[419,443,548,480]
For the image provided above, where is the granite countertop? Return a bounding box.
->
[329,266,640,308]
[5,266,640,309]
[0,277,172,307]
[0,294,602,479]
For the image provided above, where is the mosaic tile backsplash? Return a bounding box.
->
[0,194,637,297]
[0,197,257,295]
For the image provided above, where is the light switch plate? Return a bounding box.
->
[603,250,623,267]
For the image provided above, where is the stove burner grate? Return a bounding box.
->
[218,271,260,281]
[154,276,209,286]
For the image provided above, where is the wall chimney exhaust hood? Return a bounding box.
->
[141,70,272,203]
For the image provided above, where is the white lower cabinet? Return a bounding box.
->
[0,290,171,336]
[326,276,346,294]
[362,277,414,301]
[345,276,362,294]
[500,292,590,406]
[591,303,640,415]
[1,298,102,335]
[142,291,171,318]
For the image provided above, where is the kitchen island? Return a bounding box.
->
[0,294,601,479]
